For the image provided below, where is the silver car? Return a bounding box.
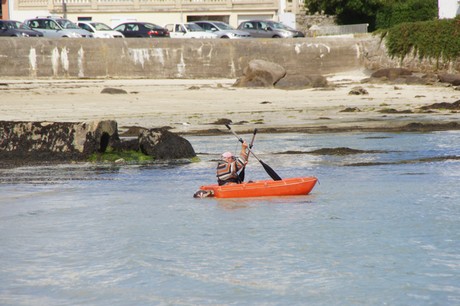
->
[237,20,304,38]
[192,20,250,39]
[77,21,124,38]
[25,17,93,38]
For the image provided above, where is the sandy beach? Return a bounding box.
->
[1,70,459,135]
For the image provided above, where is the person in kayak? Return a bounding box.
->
[216,141,249,185]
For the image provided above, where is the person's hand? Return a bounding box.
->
[242,141,248,149]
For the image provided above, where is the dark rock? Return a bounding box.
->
[308,147,385,155]
[212,118,233,125]
[378,108,413,114]
[139,128,196,159]
[402,122,460,131]
[420,100,460,110]
[340,107,361,112]
[101,87,128,94]
[438,74,460,86]
[348,86,368,95]
[233,59,286,88]
[0,120,119,162]
[404,75,429,85]
[234,70,274,87]
[275,74,328,89]
[371,68,413,80]
[111,138,139,151]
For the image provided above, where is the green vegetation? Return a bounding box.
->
[304,0,437,31]
[304,0,382,31]
[383,17,460,65]
[304,0,456,69]
[88,148,153,163]
[376,0,437,29]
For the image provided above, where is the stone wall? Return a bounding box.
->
[0,35,459,79]
[295,12,337,35]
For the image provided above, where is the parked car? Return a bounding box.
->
[113,22,169,38]
[192,20,250,39]
[0,20,43,37]
[164,23,218,39]
[25,17,93,38]
[237,20,304,38]
[76,21,124,38]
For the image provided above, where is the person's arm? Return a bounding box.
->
[240,141,249,161]
[236,141,249,169]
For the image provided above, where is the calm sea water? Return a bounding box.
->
[0,131,459,306]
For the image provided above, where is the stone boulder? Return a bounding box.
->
[275,74,328,89]
[233,59,286,88]
[364,68,433,85]
[139,128,196,159]
[371,68,413,80]
[438,74,460,86]
[0,120,119,162]
[348,86,368,95]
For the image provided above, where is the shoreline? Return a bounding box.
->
[1,72,460,137]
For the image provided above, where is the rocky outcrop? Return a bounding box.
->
[234,59,329,90]
[371,68,413,80]
[438,74,460,86]
[233,59,286,88]
[275,74,328,89]
[0,121,197,166]
[0,120,119,163]
[363,68,437,85]
[139,128,196,159]
[348,86,369,95]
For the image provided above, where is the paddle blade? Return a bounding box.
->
[260,160,282,181]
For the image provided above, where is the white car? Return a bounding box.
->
[164,23,217,39]
[25,17,93,38]
[77,21,124,38]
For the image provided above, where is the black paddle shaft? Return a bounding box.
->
[225,125,282,181]
[238,128,257,182]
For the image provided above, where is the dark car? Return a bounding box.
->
[0,20,43,37]
[113,22,169,38]
[237,20,304,38]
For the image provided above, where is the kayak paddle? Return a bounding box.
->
[225,124,282,181]
[238,128,257,182]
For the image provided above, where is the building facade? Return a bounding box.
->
[438,0,460,19]
[2,0,459,29]
[2,0,302,28]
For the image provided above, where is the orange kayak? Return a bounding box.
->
[196,177,318,198]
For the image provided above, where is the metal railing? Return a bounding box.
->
[312,23,369,36]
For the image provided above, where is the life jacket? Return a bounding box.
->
[216,156,246,183]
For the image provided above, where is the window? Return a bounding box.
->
[79,24,93,32]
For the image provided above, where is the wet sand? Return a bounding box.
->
[1,70,459,135]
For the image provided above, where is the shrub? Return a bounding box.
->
[384,17,460,65]
[376,0,437,30]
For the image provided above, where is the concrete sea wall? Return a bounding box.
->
[0,35,458,79]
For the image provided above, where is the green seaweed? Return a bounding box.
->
[88,148,153,163]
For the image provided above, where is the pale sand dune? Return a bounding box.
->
[1,72,459,134]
